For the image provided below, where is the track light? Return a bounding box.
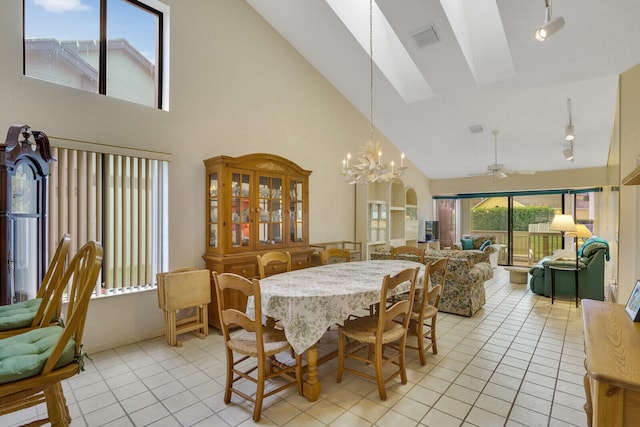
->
[535,0,565,41]
[565,98,574,140]
[565,125,574,141]
[564,141,574,161]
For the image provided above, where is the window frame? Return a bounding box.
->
[47,143,170,297]
[22,0,168,110]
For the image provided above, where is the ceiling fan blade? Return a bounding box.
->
[466,171,492,177]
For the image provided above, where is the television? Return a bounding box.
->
[425,221,439,241]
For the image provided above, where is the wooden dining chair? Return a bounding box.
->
[0,233,71,338]
[390,245,425,263]
[336,266,419,400]
[156,268,211,347]
[212,272,302,422]
[319,248,351,265]
[257,251,291,279]
[0,240,103,427]
[405,258,448,365]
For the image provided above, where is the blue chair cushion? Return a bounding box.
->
[0,325,76,384]
[460,238,474,250]
[478,240,492,251]
[0,298,42,331]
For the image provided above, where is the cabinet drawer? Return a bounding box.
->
[291,256,309,270]
[229,263,257,278]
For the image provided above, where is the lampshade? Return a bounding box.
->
[567,224,592,239]
[550,214,576,233]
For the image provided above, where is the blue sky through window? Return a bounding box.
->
[25,0,157,62]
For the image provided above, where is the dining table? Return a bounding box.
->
[246,259,425,401]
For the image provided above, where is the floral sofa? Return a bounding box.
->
[371,249,493,316]
[452,234,500,268]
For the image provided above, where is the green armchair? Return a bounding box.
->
[528,239,609,301]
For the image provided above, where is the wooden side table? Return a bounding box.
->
[582,300,640,426]
[549,265,580,306]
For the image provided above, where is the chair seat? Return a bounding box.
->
[0,298,43,331]
[410,303,438,320]
[0,326,76,385]
[341,315,406,344]
[228,328,292,357]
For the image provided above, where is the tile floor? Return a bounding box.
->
[6,267,590,427]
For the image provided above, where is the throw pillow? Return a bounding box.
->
[479,240,491,251]
[460,238,474,250]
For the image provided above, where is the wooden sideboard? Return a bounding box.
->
[582,299,640,426]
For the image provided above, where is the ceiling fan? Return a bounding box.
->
[467,130,535,179]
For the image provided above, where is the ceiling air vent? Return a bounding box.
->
[469,125,484,134]
[412,25,440,48]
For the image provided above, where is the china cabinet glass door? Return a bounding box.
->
[257,174,283,248]
[208,172,218,249]
[288,178,305,245]
[230,169,252,251]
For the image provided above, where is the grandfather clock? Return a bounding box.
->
[0,125,55,305]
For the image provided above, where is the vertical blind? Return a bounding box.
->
[48,147,168,294]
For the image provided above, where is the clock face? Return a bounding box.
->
[11,162,38,215]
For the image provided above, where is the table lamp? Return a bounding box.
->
[550,214,577,270]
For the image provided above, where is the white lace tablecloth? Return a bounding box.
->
[246,260,424,354]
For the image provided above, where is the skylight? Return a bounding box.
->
[439,0,515,85]
[325,0,435,103]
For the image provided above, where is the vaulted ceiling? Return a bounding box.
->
[247,0,640,179]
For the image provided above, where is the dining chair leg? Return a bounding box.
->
[374,343,386,401]
[416,320,426,366]
[399,337,408,385]
[336,331,345,383]
[55,382,71,425]
[253,363,266,422]
[431,316,438,355]
[223,348,233,403]
[45,384,69,427]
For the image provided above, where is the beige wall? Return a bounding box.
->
[0,0,430,351]
[618,63,640,303]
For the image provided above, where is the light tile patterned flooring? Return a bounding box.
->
[6,267,590,427]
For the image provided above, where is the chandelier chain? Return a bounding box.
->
[340,0,407,184]
[369,0,374,144]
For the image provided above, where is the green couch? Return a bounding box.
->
[528,239,609,301]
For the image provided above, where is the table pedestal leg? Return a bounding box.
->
[303,343,321,401]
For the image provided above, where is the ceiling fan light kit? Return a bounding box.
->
[467,130,535,180]
[535,0,565,41]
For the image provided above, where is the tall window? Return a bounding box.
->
[48,147,168,295]
[23,0,167,109]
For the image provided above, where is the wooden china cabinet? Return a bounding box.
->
[202,153,313,330]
